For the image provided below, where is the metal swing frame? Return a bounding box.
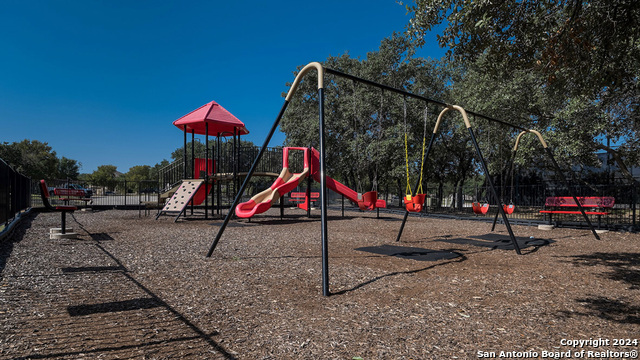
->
[206,62,600,296]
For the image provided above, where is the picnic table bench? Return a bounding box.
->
[540,196,615,228]
[53,188,93,206]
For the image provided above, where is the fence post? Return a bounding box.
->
[633,183,637,230]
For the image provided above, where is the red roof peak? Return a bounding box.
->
[173,100,249,136]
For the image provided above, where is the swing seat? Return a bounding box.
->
[503,204,515,215]
[404,194,426,213]
[472,202,489,215]
[358,191,378,211]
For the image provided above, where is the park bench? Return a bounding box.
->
[39,180,78,237]
[539,196,615,228]
[53,188,92,205]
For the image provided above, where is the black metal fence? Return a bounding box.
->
[158,146,285,192]
[31,179,161,210]
[0,159,31,230]
[407,181,639,230]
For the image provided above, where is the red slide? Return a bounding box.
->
[235,148,310,218]
[309,148,386,209]
[236,147,385,218]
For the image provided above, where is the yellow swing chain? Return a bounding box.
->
[404,132,412,199]
[403,96,412,200]
[405,103,429,199]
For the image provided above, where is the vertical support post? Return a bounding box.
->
[280,196,284,219]
[632,183,637,230]
[319,87,330,297]
[492,149,517,231]
[191,131,195,178]
[205,123,209,220]
[233,128,238,199]
[183,126,187,179]
[341,194,344,217]
[217,135,222,216]
[306,152,312,218]
[191,130,195,216]
[61,212,66,234]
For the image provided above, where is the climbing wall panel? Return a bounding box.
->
[161,179,205,213]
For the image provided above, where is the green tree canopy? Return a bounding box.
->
[90,165,119,188]
[405,0,640,181]
[57,157,81,180]
[0,140,60,180]
[126,165,153,181]
[280,34,469,201]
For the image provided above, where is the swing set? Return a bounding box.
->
[206,62,603,296]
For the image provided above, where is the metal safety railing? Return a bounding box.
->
[0,158,31,232]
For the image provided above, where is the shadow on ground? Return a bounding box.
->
[355,244,460,262]
[434,233,554,253]
[11,232,236,360]
[556,252,640,325]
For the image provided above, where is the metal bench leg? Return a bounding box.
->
[61,211,66,234]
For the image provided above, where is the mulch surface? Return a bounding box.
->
[0,208,638,359]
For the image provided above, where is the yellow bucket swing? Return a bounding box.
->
[403,99,428,213]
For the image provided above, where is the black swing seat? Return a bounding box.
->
[39,180,77,235]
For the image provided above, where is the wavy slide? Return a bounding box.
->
[309,148,386,209]
[235,147,385,218]
[235,147,310,218]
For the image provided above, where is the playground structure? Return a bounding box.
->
[156,100,283,221]
[204,62,602,296]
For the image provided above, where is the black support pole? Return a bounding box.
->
[319,87,330,297]
[183,126,187,179]
[206,101,290,257]
[492,149,517,231]
[544,148,600,240]
[469,127,522,255]
[191,130,195,216]
[205,123,209,220]
[191,130,195,178]
[233,128,238,198]
[217,135,221,216]
[396,131,437,242]
[306,152,312,218]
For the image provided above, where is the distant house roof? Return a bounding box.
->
[173,100,249,136]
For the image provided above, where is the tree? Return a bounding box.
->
[171,141,207,162]
[126,165,153,181]
[57,157,80,180]
[280,34,458,201]
[405,0,640,181]
[90,165,119,189]
[0,140,59,180]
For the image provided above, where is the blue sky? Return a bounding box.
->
[1,1,446,173]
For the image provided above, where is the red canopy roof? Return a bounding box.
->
[173,100,249,136]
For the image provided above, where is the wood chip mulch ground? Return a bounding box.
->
[0,208,638,359]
